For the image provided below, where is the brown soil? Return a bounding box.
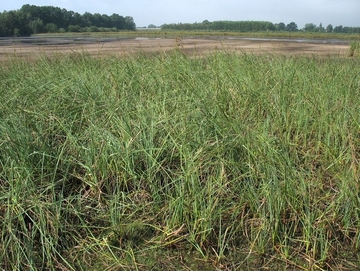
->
[0,38,350,61]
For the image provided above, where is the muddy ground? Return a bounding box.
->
[0,37,350,61]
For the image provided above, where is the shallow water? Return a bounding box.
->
[226,37,350,44]
[0,35,351,47]
[0,36,121,46]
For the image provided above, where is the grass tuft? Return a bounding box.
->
[1,50,360,270]
[348,40,360,57]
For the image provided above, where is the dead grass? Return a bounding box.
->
[0,38,350,61]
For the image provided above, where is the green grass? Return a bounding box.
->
[348,40,360,57]
[1,49,360,270]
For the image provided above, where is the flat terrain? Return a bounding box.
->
[0,37,350,60]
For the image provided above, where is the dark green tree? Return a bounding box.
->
[326,24,333,33]
[0,5,136,36]
[265,22,275,31]
[0,13,9,36]
[101,14,111,28]
[68,25,81,32]
[71,12,84,27]
[29,18,45,33]
[277,22,286,31]
[46,23,58,33]
[124,16,136,30]
[333,25,343,33]
[304,23,317,32]
[110,13,125,29]
[286,22,298,31]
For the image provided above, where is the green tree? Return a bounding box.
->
[29,18,45,33]
[82,12,94,27]
[71,12,83,26]
[0,5,136,36]
[4,10,31,36]
[286,22,298,31]
[326,24,333,33]
[110,13,125,29]
[0,12,11,36]
[304,23,317,32]
[265,22,275,31]
[276,22,286,31]
[101,14,111,28]
[93,13,103,27]
[68,24,81,32]
[13,28,20,36]
[333,25,343,33]
[46,23,58,33]
[342,26,351,33]
[124,16,136,30]
[202,20,210,29]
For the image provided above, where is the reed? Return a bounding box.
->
[1,49,359,270]
[348,40,360,57]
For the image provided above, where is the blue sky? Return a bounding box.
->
[2,0,359,28]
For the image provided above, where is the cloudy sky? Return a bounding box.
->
[2,0,360,28]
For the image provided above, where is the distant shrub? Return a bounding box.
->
[68,25,81,32]
[46,23,58,33]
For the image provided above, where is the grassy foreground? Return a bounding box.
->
[1,50,360,270]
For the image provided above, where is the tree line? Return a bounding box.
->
[0,4,136,37]
[161,20,360,33]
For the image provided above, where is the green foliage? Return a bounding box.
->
[67,24,81,32]
[0,4,136,37]
[161,20,360,34]
[285,21,298,31]
[162,20,276,32]
[348,40,360,57]
[45,23,58,33]
[304,23,317,32]
[29,18,45,34]
[1,50,360,270]
[326,24,333,33]
[276,22,286,31]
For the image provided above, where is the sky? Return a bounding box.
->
[2,0,360,29]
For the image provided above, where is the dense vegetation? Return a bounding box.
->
[1,48,360,270]
[0,4,136,36]
[161,20,360,34]
[1,4,360,37]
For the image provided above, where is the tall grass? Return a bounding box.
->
[348,40,360,57]
[1,50,360,270]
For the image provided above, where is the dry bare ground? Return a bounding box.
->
[0,37,350,60]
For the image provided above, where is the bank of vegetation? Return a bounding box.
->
[1,4,360,38]
[1,48,360,270]
[161,20,360,34]
[0,4,136,37]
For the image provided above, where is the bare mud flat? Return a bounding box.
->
[0,37,350,60]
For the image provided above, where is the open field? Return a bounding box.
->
[1,35,360,270]
[0,36,352,61]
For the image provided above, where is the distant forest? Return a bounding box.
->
[1,5,359,37]
[161,20,360,34]
[0,4,136,37]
